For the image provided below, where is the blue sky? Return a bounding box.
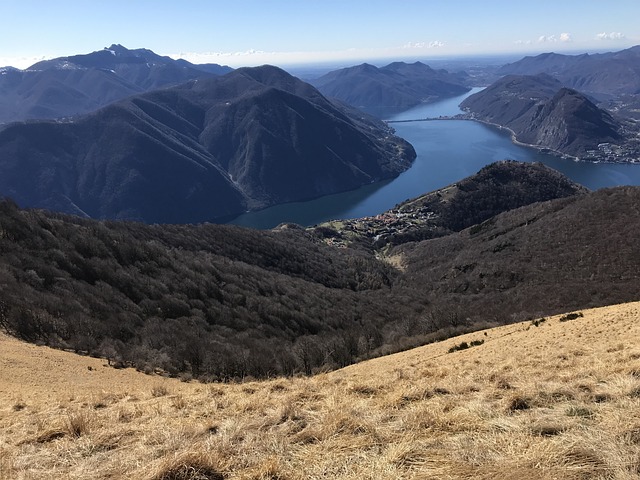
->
[1,0,638,68]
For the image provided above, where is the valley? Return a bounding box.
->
[1,162,639,382]
[231,88,640,229]
[1,44,640,380]
[2,45,640,229]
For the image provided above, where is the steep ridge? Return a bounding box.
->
[0,65,415,222]
[1,162,639,379]
[0,44,232,124]
[312,61,469,116]
[460,74,621,157]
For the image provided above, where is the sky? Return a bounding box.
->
[0,0,638,69]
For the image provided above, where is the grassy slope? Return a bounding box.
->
[2,302,640,479]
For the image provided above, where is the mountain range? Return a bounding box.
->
[0,44,232,124]
[498,45,640,98]
[0,65,414,223]
[460,73,622,157]
[312,61,469,116]
[2,45,638,226]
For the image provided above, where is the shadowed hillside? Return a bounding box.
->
[393,185,640,324]
[1,162,639,379]
[0,65,414,223]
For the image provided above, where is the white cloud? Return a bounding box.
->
[171,49,282,66]
[169,41,457,68]
[514,40,533,46]
[597,32,625,40]
[170,47,390,68]
[176,49,267,60]
[537,33,571,44]
[402,40,444,49]
[538,35,557,43]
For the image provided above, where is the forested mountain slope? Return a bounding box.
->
[1,162,639,379]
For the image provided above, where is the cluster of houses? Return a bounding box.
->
[583,142,640,164]
[316,208,437,248]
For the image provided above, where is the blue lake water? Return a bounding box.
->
[230,88,640,229]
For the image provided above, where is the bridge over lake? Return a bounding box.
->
[386,114,470,123]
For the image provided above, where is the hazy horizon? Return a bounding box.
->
[1,0,638,70]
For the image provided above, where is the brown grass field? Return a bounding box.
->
[1,301,640,479]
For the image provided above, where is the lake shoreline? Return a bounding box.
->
[229,89,640,229]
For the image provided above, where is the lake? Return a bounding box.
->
[230,88,640,229]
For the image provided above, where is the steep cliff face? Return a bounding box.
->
[520,88,621,153]
[461,74,621,156]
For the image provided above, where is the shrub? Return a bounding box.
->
[151,453,225,480]
[559,312,584,322]
[151,384,170,397]
[448,339,484,353]
[66,411,91,437]
[531,317,547,327]
[507,395,532,412]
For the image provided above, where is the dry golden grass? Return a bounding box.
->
[2,302,640,479]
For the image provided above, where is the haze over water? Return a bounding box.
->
[231,89,640,229]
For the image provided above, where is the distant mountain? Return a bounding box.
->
[0,44,232,124]
[174,58,233,76]
[312,61,469,116]
[0,65,415,223]
[460,74,621,157]
[498,46,640,97]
